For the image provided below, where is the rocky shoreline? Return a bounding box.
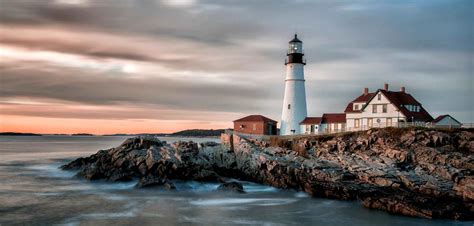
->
[61,128,474,220]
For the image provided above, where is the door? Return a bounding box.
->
[368,118,373,128]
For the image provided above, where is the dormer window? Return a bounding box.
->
[404,105,420,112]
[354,104,359,110]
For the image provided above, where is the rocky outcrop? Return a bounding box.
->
[61,128,474,220]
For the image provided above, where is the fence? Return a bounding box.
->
[228,122,473,139]
[305,121,472,136]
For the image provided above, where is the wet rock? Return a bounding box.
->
[62,128,474,220]
[217,181,245,193]
[135,175,165,188]
[164,181,176,190]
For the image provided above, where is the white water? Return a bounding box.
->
[0,136,471,225]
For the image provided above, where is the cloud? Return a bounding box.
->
[0,60,270,113]
[161,0,197,8]
[0,0,472,133]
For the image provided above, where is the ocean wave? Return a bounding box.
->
[189,198,297,206]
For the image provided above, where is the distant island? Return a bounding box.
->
[170,129,225,137]
[0,132,42,136]
[104,129,226,137]
[0,129,227,137]
[71,133,95,136]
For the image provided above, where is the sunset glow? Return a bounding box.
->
[0,0,472,134]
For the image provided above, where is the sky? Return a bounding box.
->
[0,0,472,134]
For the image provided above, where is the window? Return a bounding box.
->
[382,104,387,113]
[288,104,291,109]
[240,124,245,129]
[372,105,377,113]
[252,124,256,131]
[354,119,360,128]
[368,118,373,128]
[377,94,381,100]
[387,118,392,127]
[354,104,359,110]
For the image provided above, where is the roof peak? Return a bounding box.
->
[290,34,302,43]
[233,115,277,123]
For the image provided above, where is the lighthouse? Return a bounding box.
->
[280,34,308,135]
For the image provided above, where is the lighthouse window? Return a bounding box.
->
[288,104,291,109]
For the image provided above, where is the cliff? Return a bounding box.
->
[61,128,474,220]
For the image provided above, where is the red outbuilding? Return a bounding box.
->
[233,115,277,135]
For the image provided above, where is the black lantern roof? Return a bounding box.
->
[289,34,302,43]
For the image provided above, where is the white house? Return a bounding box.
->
[345,84,433,131]
[300,117,322,134]
[300,113,346,134]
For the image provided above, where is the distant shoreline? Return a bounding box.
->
[0,132,42,136]
[0,129,226,137]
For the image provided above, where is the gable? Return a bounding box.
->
[434,115,462,126]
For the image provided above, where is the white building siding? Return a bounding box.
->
[301,124,321,134]
[281,63,307,135]
[346,91,406,131]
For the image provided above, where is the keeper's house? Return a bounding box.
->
[233,115,278,135]
[344,83,433,131]
[300,84,461,135]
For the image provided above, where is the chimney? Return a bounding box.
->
[400,86,406,93]
[384,83,389,91]
[363,88,369,95]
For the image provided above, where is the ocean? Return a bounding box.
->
[0,136,471,226]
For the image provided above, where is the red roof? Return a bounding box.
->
[432,115,461,124]
[322,113,346,123]
[344,93,376,113]
[359,90,433,122]
[233,115,277,123]
[299,117,322,125]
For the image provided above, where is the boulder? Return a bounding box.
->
[217,181,246,193]
[135,175,165,188]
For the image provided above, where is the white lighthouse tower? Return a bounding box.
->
[280,34,307,135]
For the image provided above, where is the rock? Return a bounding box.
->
[135,175,165,188]
[454,176,474,201]
[164,181,177,190]
[201,141,220,147]
[217,181,245,193]
[62,128,474,221]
